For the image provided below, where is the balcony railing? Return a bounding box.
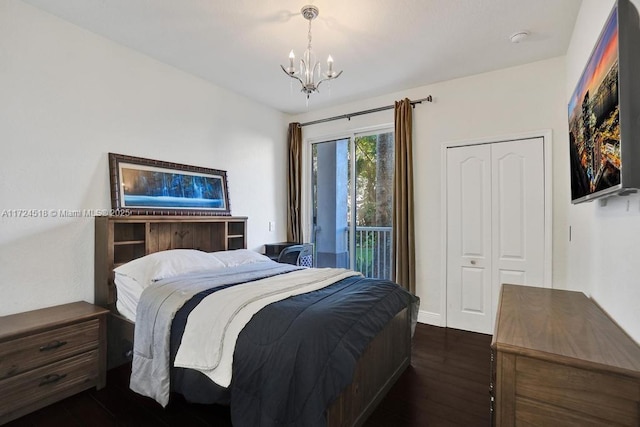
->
[354,226,392,280]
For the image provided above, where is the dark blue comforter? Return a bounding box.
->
[170,273,418,427]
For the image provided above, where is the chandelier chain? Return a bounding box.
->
[307,17,312,51]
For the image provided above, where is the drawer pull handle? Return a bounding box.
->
[39,340,67,351]
[39,373,67,386]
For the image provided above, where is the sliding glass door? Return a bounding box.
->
[310,129,394,279]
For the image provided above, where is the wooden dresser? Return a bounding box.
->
[0,302,108,424]
[491,284,640,426]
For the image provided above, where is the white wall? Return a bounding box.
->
[565,0,640,343]
[0,1,288,316]
[292,56,569,325]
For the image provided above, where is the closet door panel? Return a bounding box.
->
[446,144,492,334]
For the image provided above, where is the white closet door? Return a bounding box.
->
[490,138,545,328]
[446,144,493,334]
[446,137,545,334]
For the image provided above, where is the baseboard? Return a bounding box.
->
[417,310,442,326]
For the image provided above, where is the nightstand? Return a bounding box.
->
[264,242,298,261]
[264,242,314,267]
[0,301,108,424]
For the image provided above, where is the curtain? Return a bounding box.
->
[286,122,302,243]
[392,99,416,294]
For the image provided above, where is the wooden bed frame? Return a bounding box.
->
[95,215,411,427]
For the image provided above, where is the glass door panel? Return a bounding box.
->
[311,138,351,268]
[353,131,394,279]
[310,129,394,278]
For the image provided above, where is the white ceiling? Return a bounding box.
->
[22,0,583,114]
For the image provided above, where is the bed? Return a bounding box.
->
[95,215,417,426]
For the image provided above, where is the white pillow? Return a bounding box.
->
[210,249,271,267]
[114,272,142,322]
[114,249,226,289]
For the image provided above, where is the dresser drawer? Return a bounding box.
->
[0,349,99,419]
[515,396,615,427]
[516,356,639,425]
[0,319,100,380]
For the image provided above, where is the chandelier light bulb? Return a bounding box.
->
[287,50,296,74]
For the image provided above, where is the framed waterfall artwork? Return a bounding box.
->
[108,153,231,216]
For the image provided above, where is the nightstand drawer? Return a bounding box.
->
[0,319,100,380]
[0,349,99,420]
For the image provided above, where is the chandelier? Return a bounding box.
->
[281,5,342,99]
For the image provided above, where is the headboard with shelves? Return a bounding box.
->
[95,215,247,311]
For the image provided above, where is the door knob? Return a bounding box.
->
[470,260,476,265]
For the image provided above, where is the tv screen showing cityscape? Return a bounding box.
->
[568,4,620,203]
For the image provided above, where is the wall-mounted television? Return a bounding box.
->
[568,0,640,204]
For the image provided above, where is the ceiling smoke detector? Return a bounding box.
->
[510,31,529,43]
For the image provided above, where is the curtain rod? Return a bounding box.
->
[298,95,432,128]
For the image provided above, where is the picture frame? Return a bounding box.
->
[108,153,231,216]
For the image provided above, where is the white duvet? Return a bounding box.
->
[173,267,360,387]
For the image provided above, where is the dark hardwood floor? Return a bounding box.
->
[365,324,492,426]
[6,324,492,427]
